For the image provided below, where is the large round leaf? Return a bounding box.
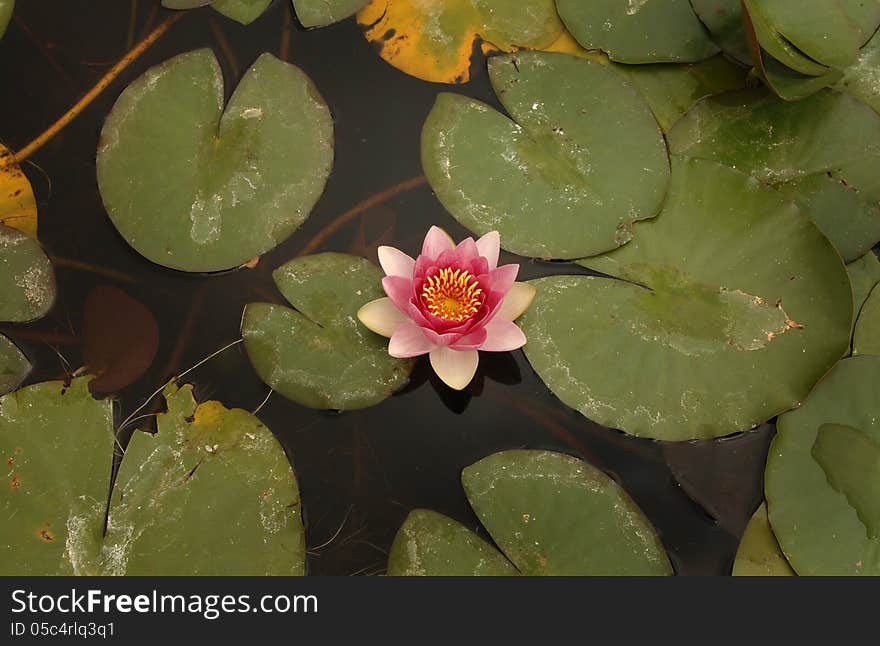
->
[689,0,751,64]
[0,334,29,396]
[103,383,305,575]
[0,224,55,322]
[767,356,880,575]
[97,50,333,272]
[555,0,718,64]
[242,253,414,410]
[162,0,272,25]
[668,88,880,261]
[422,51,669,259]
[732,503,795,576]
[388,509,518,576]
[853,284,880,355]
[0,378,114,575]
[0,0,12,40]
[296,0,369,27]
[358,0,563,84]
[521,157,851,441]
[743,0,880,70]
[388,450,671,576]
[463,450,672,575]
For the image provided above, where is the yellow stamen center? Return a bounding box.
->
[421,268,483,322]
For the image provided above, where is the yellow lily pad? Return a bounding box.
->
[0,145,37,239]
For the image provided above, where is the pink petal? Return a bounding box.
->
[357,298,410,338]
[377,246,415,278]
[382,276,415,313]
[450,326,488,351]
[479,318,527,352]
[497,282,537,321]
[475,231,500,270]
[389,323,435,358]
[485,263,519,296]
[421,226,455,260]
[429,347,479,390]
[453,237,480,264]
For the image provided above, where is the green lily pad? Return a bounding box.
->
[668,88,880,261]
[848,252,880,318]
[388,450,671,576]
[242,253,414,410]
[0,224,55,322]
[742,1,833,77]
[555,0,718,63]
[689,0,751,64]
[422,51,669,260]
[0,334,29,396]
[836,29,880,115]
[162,0,272,25]
[295,0,369,27]
[853,284,880,355]
[388,510,519,576]
[732,503,795,576]
[743,0,880,70]
[96,50,333,272]
[103,383,304,575]
[766,355,880,575]
[0,0,12,39]
[521,157,851,441]
[0,378,114,575]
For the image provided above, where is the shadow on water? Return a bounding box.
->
[0,0,770,575]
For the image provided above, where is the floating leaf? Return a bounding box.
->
[668,88,880,261]
[520,157,851,441]
[97,50,334,272]
[242,253,414,410]
[732,503,795,576]
[689,0,751,64]
[743,0,880,70]
[836,29,880,115]
[0,334,29,396]
[81,286,159,394]
[0,378,114,575]
[388,450,671,576]
[554,0,718,64]
[0,224,55,323]
[766,356,880,575]
[0,0,11,40]
[848,252,880,321]
[853,284,880,355]
[0,144,37,239]
[295,0,370,27]
[357,0,563,84]
[103,383,304,575]
[422,51,669,259]
[162,0,272,25]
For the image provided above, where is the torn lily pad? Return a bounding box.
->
[766,356,880,575]
[520,157,851,441]
[103,383,304,575]
[162,0,272,25]
[0,378,114,575]
[853,284,880,355]
[389,450,671,576]
[732,503,795,576]
[669,88,880,262]
[242,253,415,410]
[0,0,12,40]
[422,51,669,259]
[97,50,333,272]
[555,0,718,64]
[358,0,563,84]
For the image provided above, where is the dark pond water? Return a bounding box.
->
[0,0,771,575]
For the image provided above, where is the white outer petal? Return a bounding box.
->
[377,246,416,278]
[475,231,501,270]
[429,347,479,391]
[357,297,410,338]
[497,282,537,321]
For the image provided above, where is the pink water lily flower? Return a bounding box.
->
[357,226,536,391]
